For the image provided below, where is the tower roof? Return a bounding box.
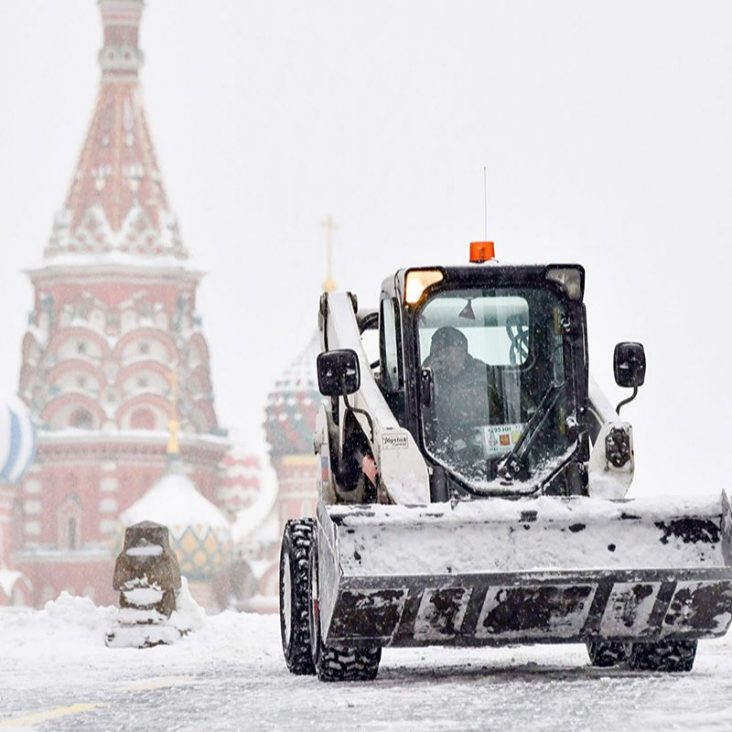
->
[45,0,187,263]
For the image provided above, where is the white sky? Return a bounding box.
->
[0,1,730,495]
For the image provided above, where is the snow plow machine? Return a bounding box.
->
[279,242,732,681]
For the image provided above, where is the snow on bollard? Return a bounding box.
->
[105,521,202,648]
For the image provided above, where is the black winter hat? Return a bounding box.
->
[430,326,468,355]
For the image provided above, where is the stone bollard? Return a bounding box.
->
[105,521,187,648]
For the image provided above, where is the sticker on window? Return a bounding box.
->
[482,423,525,459]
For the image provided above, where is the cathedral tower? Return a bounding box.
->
[14,0,228,605]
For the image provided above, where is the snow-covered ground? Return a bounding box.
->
[3,594,732,731]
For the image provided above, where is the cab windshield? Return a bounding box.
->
[418,286,574,490]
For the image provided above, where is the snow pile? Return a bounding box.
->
[107,577,208,648]
[0,592,117,661]
[170,577,207,633]
[0,585,274,667]
[1,579,211,660]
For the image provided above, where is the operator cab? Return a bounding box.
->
[377,252,590,497]
[418,286,571,485]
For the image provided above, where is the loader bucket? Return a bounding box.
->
[315,493,732,648]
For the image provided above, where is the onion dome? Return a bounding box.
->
[264,334,322,457]
[0,396,36,483]
[121,463,230,580]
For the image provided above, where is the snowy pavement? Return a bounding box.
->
[3,594,732,731]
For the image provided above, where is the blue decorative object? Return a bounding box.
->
[0,397,36,483]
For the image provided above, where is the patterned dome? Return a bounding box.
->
[0,396,36,483]
[264,333,322,457]
[121,463,230,579]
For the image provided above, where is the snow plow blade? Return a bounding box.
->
[315,493,732,648]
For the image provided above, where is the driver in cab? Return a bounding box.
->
[422,326,501,466]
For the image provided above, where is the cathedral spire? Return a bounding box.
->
[44,0,187,262]
[98,0,145,81]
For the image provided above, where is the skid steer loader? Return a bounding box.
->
[279,242,732,681]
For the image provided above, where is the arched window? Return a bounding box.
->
[69,408,94,429]
[130,408,155,430]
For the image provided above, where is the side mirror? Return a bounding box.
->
[613,342,645,414]
[317,349,360,397]
[613,342,646,388]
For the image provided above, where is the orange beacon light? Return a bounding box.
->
[469,241,495,263]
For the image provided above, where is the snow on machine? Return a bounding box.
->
[279,241,732,681]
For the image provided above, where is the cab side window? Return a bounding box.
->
[380,298,402,393]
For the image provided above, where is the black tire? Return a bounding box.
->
[586,640,630,667]
[279,519,316,675]
[308,533,381,682]
[628,640,697,673]
[314,644,382,682]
